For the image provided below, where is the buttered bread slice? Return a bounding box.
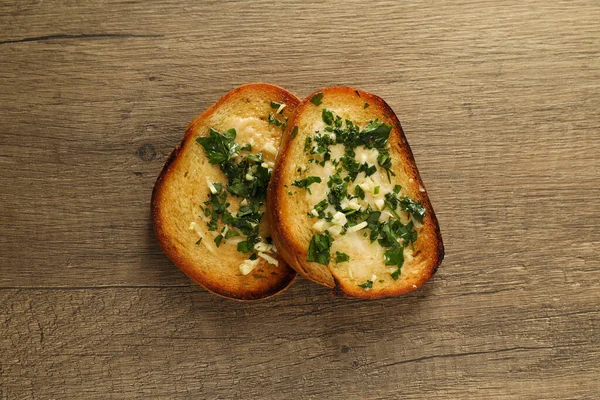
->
[152,84,299,300]
[268,87,443,298]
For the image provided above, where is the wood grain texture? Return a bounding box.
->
[0,0,598,398]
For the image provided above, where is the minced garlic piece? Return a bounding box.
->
[240,259,259,275]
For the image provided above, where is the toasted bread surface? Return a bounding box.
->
[152,84,299,300]
[268,86,443,298]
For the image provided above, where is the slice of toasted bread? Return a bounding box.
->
[152,84,299,300]
[268,86,443,298]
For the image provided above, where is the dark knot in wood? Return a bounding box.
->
[137,144,157,161]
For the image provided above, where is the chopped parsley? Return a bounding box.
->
[268,112,283,127]
[335,251,350,263]
[288,108,426,280]
[196,125,275,256]
[292,176,322,194]
[384,246,404,268]
[214,235,224,247]
[322,108,334,125]
[304,137,312,152]
[360,120,392,149]
[310,92,324,106]
[291,126,298,139]
[224,229,240,239]
[237,239,254,253]
[355,185,365,200]
[312,199,329,218]
[326,173,348,210]
[399,197,427,223]
[307,231,333,265]
[196,128,239,165]
[358,280,373,289]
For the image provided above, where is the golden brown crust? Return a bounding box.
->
[152,84,299,301]
[268,86,444,299]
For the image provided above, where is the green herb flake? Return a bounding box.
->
[304,137,312,152]
[384,246,404,281]
[291,126,298,139]
[355,185,365,200]
[358,280,373,289]
[399,197,427,223]
[310,92,324,106]
[360,120,393,149]
[246,153,262,163]
[195,238,202,245]
[384,246,404,266]
[326,173,348,210]
[268,113,283,127]
[335,251,350,263]
[288,191,293,195]
[393,185,402,194]
[292,176,322,194]
[334,115,342,128]
[224,229,240,239]
[307,231,334,265]
[212,182,222,194]
[214,235,224,247]
[207,220,218,231]
[196,128,239,165]
[270,101,282,109]
[322,108,334,125]
[237,240,254,253]
[364,103,370,109]
[374,186,380,195]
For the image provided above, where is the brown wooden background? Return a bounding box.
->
[1,1,599,399]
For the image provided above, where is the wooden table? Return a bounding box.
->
[1,1,598,398]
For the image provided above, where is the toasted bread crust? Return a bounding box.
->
[152,84,299,300]
[268,86,444,298]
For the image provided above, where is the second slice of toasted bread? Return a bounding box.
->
[268,87,443,298]
[152,84,299,300]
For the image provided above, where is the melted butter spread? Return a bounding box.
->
[292,109,425,286]
[190,110,284,274]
